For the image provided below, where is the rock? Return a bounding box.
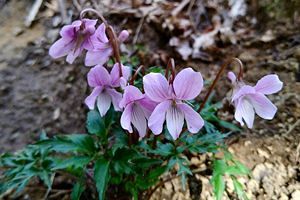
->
[279,193,289,200]
[190,157,201,166]
[291,190,300,200]
[257,148,270,159]
[253,163,268,181]
[247,179,259,193]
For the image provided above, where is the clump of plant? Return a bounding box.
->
[0,8,283,200]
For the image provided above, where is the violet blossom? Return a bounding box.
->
[85,23,129,67]
[85,63,131,116]
[49,18,97,64]
[119,86,157,138]
[143,68,205,140]
[228,71,283,128]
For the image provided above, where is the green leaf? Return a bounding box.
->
[94,158,110,200]
[71,181,86,200]
[212,174,225,200]
[232,177,249,200]
[211,159,227,200]
[52,156,91,170]
[36,134,96,155]
[86,110,105,136]
[111,129,128,156]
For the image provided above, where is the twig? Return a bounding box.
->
[58,0,67,24]
[133,15,145,44]
[43,173,56,200]
[285,119,300,135]
[73,0,82,11]
[198,58,243,112]
[25,0,43,27]
[171,0,190,17]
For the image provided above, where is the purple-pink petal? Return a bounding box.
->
[232,85,255,102]
[166,105,184,140]
[235,98,255,128]
[254,74,283,95]
[66,47,83,64]
[49,38,74,59]
[84,86,103,110]
[119,86,144,108]
[249,93,277,120]
[85,48,113,67]
[143,73,170,102]
[148,100,171,135]
[228,71,237,83]
[110,63,131,87]
[177,103,204,133]
[106,88,122,111]
[131,105,147,138]
[97,91,112,117]
[173,68,203,100]
[87,65,111,87]
[118,30,129,42]
[121,103,133,133]
[138,96,157,118]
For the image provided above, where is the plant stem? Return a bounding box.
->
[198,58,244,112]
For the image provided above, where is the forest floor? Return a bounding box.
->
[0,0,299,199]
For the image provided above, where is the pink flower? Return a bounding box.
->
[85,63,131,116]
[119,86,157,138]
[143,68,205,140]
[228,72,283,128]
[49,19,97,64]
[85,23,129,67]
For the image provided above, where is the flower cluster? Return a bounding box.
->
[49,16,283,140]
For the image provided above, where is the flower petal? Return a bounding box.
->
[235,98,255,128]
[66,47,83,64]
[254,74,283,95]
[110,63,132,87]
[87,65,111,87]
[97,91,112,117]
[120,102,133,133]
[249,93,277,120]
[85,48,113,67]
[60,25,76,39]
[138,96,157,118]
[148,100,171,135]
[228,71,237,83]
[143,73,170,102]
[118,30,129,42]
[84,87,103,110]
[106,88,122,111]
[93,23,109,43]
[119,85,144,108]
[177,103,204,133]
[232,85,255,102]
[173,68,203,100]
[131,104,147,138]
[166,105,184,140]
[49,38,74,59]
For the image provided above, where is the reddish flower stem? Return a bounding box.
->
[198,58,244,112]
[130,65,145,85]
[80,8,123,77]
[165,58,176,83]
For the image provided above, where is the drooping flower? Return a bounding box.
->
[119,86,157,138]
[49,19,97,64]
[228,71,283,128]
[85,23,129,67]
[143,68,205,140]
[85,63,131,116]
